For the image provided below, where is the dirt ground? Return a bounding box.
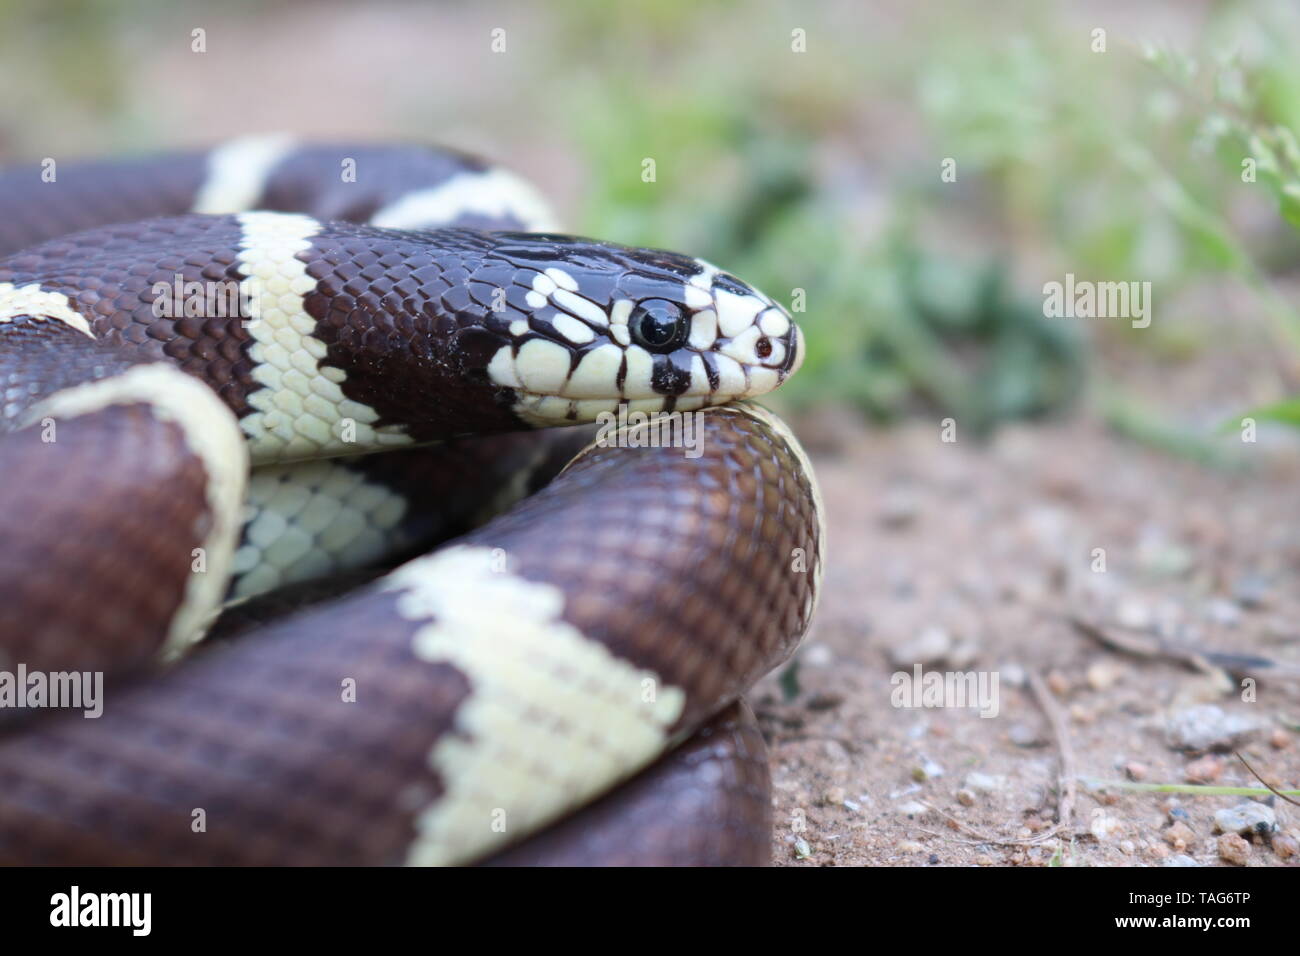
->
[755,409,1300,867]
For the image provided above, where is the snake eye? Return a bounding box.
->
[630,299,686,352]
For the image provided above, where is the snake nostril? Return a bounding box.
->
[755,337,773,360]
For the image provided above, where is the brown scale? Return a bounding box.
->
[0,216,260,417]
[0,406,819,865]
[0,403,211,684]
[299,224,540,439]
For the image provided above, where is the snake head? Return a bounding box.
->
[470,233,803,425]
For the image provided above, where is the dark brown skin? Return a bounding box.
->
[0,145,819,865]
[0,407,820,865]
[0,403,212,681]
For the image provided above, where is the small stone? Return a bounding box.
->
[793,837,812,859]
[1168,806,1191,823]
[1124,761,1149,781]
[801,643,833,667]
[890,626,954,667]
[1046,671,1070,696]
[898,840,924,853]
[897,801,929,818]
[999,662,1027,688]
[1138,541,1194,578]
[1116,599,1153,630]
[1270,727,1291,750]
[1119,840,1136,855]
[805,692,842,712]
[912,758,944,781]
[1205,598,1241,627]
[964,772,1006,793]
[823,787,847,806]
[1184,754,1224,783]
[1091,813,1125,842]
[1214,802,1277,836]
[1273,834,1298,859]
[1166,705,1261,752]
[1233,574,1271,610]
[879,488,919,528]
[1217,833,1250,866]
[1008,722,1045,748]
[1164,822,1195,851]
[956,788,976,807]
[1086,659,1123,691]
[1163,854,1201,867]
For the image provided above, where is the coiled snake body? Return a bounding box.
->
[0,137,824,866]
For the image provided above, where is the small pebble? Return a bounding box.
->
[1184,754,1224,783]
[878,488,919,528]
[823,787,847,806]
[1124,761,1149,781]
[999,662,1027,688]
[963,772,1006,793]
[898,840,924,853]
[805,692,843,712]
[956,788,976,807]
[1270,727,1291,750]
[1008,722,1045,747]
[793,838,812,859]
[1214,802,1277,836]
[1166,705,1260,752]
[801,644,833,667]
[1205,598,1241,627]
[890,626,953,667]
[1217,833,1250,866]
[1091,813,1125,842]
[1232,574,1271,609]
[912,758,944,781]
[1086,660,1123,691]
[1272,834,1298,859]
[1046,671,1070,696]
[1116,599,1153,630]
[1164,822,1195,851]
[1162,854,1201,867]
[897,801,929,818]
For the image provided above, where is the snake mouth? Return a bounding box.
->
[506,327,802,427]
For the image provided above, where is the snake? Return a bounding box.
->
[0,136,824,866]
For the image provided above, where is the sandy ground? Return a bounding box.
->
[759,412,1300,867]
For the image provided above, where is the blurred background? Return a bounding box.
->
[4,0,1299,866]
[5,0,1300,441]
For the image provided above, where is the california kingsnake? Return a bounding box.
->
[0,136,823,865]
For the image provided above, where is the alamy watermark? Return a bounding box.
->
[890,664,1000,718]
[0,665,103,718]
[595,407,704,459]
[1043,273,1151,329]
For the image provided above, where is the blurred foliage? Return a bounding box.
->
[538,0,1300,435]
[7,0,1300,441]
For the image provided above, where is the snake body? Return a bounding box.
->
[0,137,823,865]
